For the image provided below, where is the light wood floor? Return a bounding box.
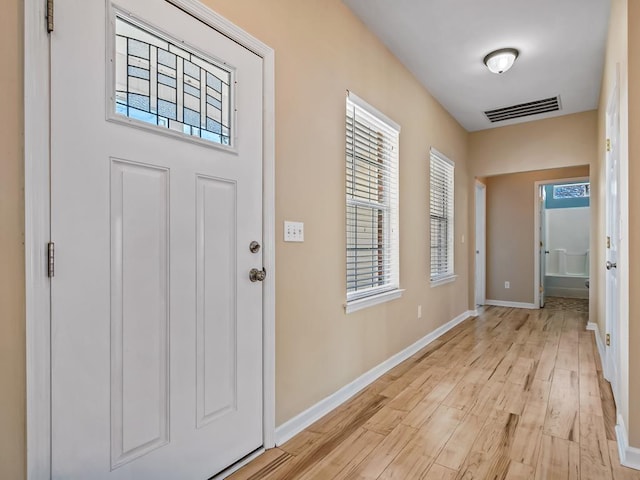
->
[228,303,639,480]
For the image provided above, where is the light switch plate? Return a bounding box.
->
[284,221,304,242]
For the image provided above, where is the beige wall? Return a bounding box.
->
[0,0,26,478]
[484,167,590,305]
[469,111,598,178]
[205,0,469,425]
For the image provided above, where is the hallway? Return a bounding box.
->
[229,303,638,479]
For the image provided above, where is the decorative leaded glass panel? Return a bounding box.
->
[114,16,232,146]
[553,183,590,199]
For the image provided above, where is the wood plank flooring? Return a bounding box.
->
[228,302,639,480]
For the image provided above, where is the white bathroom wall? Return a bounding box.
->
[545,206,590,298]
[546,207,590,256]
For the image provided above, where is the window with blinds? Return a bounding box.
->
[430,149,455,282]
[346,93,400,304]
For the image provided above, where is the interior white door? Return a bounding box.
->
[605,77,621,403]
[51,1,264,478]
[474,182,486,306]
[539,187,546,308]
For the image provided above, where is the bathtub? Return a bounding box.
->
[545,248,589,299]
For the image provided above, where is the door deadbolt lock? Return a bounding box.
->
[249,268,266,282]
[249,241,261,253]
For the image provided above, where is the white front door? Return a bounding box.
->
[605,75,621,403]
[51,1,264,478]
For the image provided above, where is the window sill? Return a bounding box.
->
[430,274,458,288]
[345,289,405,314]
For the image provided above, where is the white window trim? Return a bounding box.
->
[429,147,455,282]
[345,289,405,314]
[430,274,458,288]
[347,91,401,132]
[345,91,401,311]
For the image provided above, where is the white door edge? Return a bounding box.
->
[532,176,590,309]
[474,180,486,306]
[24,1,276,478]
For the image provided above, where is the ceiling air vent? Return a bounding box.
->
[484,96,561,123]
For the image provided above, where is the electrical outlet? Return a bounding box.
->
[418,305,422,319]
[284,221,304,242]
[505,281,510,289]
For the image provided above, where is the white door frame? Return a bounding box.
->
[533,176,590,308]
[474,181,486,306]
[24,1,276,477]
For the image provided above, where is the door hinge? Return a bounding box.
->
[607,236,611,249]
[606,333,611,347]
[46,0,54,33]
[606,138,611,152]
[47,242,55,277]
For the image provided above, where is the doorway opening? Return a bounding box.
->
[535,178,590,309]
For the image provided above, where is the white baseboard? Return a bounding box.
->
[484,299,538,310]
[616,414,640,470]
[274,309,477,446]
[586,322,607,372]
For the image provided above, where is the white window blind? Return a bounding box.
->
[430,148,454,281]
[346,93,400,303]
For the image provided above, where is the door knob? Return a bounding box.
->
[249,268,266,282]
[606,261,617,270]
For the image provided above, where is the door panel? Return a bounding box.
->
[196,176,238,427]
[51,1,263,478]
[110,159,170,468]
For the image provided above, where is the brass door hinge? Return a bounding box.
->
[606,138,611,152]
[47,242,55,277]
[47,0,54,33]
[607,236,611,249]
[606,334,611,347]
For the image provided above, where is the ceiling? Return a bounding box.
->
[343,0,611,132]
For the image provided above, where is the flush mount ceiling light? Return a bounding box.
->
[483,48,519,74]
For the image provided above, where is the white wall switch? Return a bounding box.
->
[284,221,304,242]
[505,281,510,289]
